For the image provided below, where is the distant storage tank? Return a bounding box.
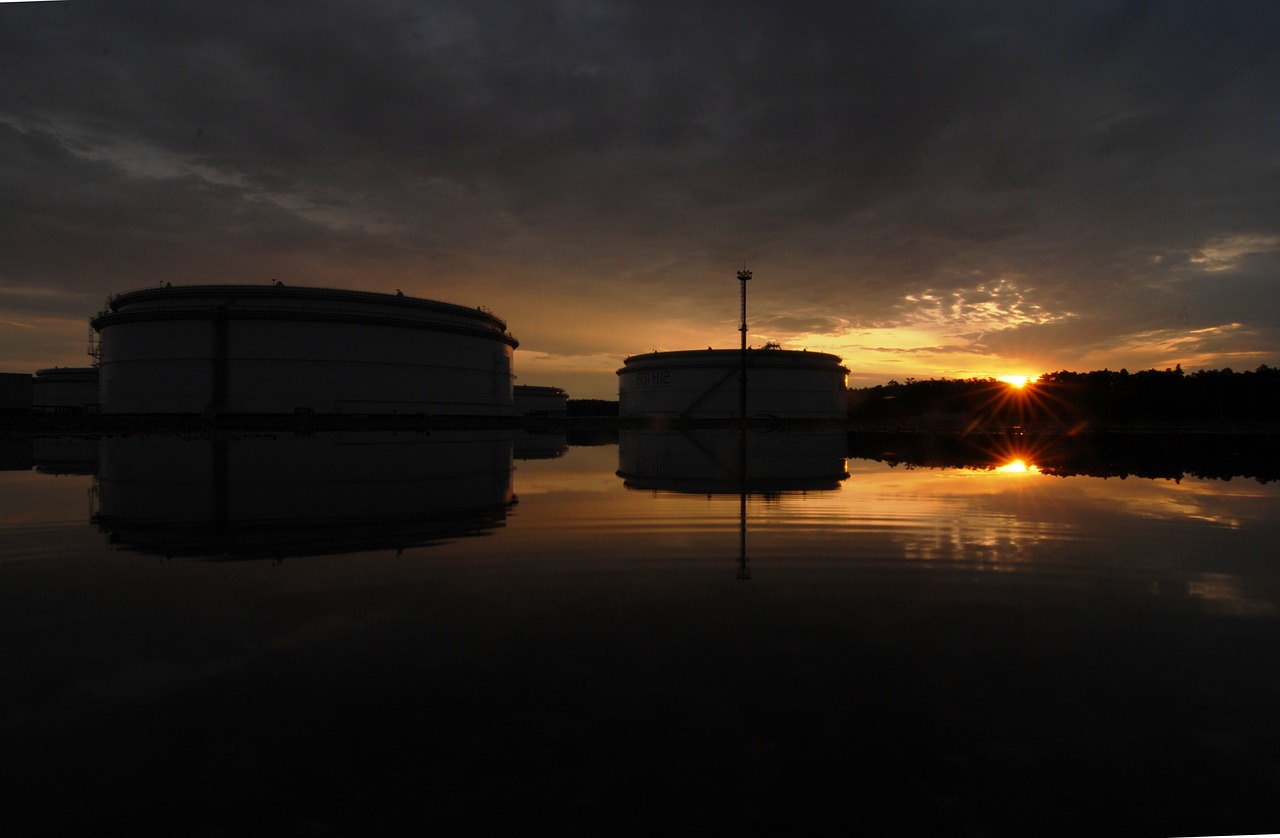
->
[513,384,569,417]
[33,367,98,414]
[617,348,849,419]
[0,372,33,412]
[90,285,519,415]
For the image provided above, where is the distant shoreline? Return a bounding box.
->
[3,411,1279,438]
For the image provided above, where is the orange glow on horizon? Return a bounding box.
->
[997,374,1037,389]
[994,458,1040,474]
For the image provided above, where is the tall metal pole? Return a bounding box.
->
[738,268,751,421]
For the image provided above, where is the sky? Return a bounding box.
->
[2,0,1278,400]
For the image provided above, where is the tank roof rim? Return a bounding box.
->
[620,347,846,363]
[34,366,98,375]
[105,284,509,329]
[91,306,519,348]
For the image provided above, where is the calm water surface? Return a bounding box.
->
[2,431,1278,835]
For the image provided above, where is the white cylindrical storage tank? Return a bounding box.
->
[90,285,519,415]
[617,348,848,419]
[33,367,99,414]
[513,385,569,417]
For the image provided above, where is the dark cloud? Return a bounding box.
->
[2,0,1278,390]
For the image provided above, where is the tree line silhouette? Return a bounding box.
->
[567,399,620,417]
[847,365,1280,427]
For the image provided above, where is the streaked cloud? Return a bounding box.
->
[1189,234,1280,273]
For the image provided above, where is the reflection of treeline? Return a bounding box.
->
[848,430,1280,483]
[848,366,1280,426]
[567,399,619,417]
[565,428,619,446]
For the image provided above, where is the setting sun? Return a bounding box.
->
[998,374,1035,389]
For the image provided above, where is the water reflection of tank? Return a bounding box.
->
[617,429,849,493]
[617,349,849,419]
[93,432,516,559]
[32,437,100,475]
[90,285,519,415]
[513,430,569,460]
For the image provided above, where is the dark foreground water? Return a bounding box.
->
[2,430,1278,836]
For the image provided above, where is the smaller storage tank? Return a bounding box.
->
[514,385,569,417]
[0,372,33,412]
[33,367,99,415]
[617,348,848,419]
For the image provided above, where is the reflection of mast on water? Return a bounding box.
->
[617,429,849,580]
[738,425,749,581]
[737,267,751,580]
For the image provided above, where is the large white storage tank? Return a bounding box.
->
[617,348,849,419]
[90,285,519,415]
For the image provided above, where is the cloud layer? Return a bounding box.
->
[3,0,1278,394]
